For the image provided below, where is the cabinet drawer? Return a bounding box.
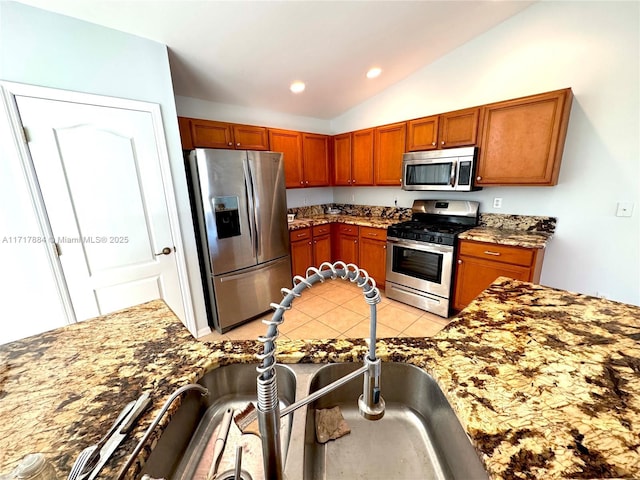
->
[338,224,359,236]
[359,226,387,241]
[289,227,311,242]
[312,224,331,237]
[459,241,534,267]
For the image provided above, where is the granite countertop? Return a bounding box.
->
[1,279,639,479]
[288,213,399,231]
[287,211,554,249]
[459,227,552,249]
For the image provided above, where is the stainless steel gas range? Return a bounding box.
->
[386,199,479,317]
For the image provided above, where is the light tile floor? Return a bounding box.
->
[198,281,453,342]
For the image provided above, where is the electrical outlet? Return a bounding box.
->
[351,193,355,203]
[616,201,634,217]
[303,196,308,206]
[493,197,502,209]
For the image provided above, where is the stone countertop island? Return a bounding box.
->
[1,279,638,479]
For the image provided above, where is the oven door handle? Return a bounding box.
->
[386,237,454,254]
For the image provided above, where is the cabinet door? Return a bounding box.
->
[453,255,531,310]
[333,132,352,186]
[177,117,194,150]
[290,227,313,278]
[232,124,269,150]
[438,107,479,148]
[336,234,359,265]
[359,237,387,287]
[313,234,332,266]
[352,128,374,186]
[476,88,573,186]
[269,129,304,188]
[190,119,234,149]
[374,122,406,186]
[406,115,438,151]
[302,133,330,187]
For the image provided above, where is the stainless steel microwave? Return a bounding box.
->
[401,146,481,191]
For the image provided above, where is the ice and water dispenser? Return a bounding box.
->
[212,196,241,239]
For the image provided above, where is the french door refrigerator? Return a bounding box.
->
[188,149,291,333]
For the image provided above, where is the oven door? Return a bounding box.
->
[385,237,453,299]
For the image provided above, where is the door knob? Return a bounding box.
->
[155,247,173,256]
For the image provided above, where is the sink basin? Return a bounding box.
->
[140,363,296,480]
[136,362,487,480]
[301,362,488,480]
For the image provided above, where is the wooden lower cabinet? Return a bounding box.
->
[289,224,388,287]
[358,226,387,287]
[289,228,313,278]
[290,225,333,277]
[334,224,359,265]
[312,225,332,265]
[453,240,545,310]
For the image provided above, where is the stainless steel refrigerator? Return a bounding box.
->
[188,149,291,333]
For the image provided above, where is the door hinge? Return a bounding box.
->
[21,126,30,143]
[53,242,62,256]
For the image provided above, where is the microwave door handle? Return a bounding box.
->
[450,160,457,187]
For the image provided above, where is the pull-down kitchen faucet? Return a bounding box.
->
[256,261,386,480]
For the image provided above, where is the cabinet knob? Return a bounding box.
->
[383,245,386,249]
[352,180,356,184]
[300,181,304,185]
[305,181,309,185]
[441,141,445,145]
[309,241,312,245]
[458,259,462,264]
[354,240,357,244]
[476,176,482,181]
[431,142,436,146]
[348,180,351,184]
[236,142,241,147]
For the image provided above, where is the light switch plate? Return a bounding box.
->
[616,201,634,217]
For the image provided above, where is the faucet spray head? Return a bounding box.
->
[358,356,385,420]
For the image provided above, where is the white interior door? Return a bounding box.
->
[15,95,185,321]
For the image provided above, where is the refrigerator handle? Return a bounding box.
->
[244,157,259,258]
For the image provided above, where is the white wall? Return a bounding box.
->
[0,1,209,340]
[331,1,639,305]
[176,95,332,134]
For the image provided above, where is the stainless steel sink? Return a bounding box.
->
[136,362,486,480]
[300,362,488,480]
[140,363,297,480]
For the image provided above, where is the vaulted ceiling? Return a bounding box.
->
[17,1,535,118]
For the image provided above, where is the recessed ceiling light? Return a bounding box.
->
[290,81,306,93]
[366,67,382,79]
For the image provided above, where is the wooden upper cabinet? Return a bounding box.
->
[406,108,479,152]
[269,129,304,188]
[374,122,406,186]
[177,117,194,150]
[476,88,573,186]
[406,115,439,151]
[186,117,268,150]
[232,124,269,150]
[302,133,330,187]
[190,119,234,148]
[333,132,352,186]
[333,129,374,186]
[352,128,374,186]
[438,107,479,148]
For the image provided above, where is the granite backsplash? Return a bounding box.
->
[289,204,557,234]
